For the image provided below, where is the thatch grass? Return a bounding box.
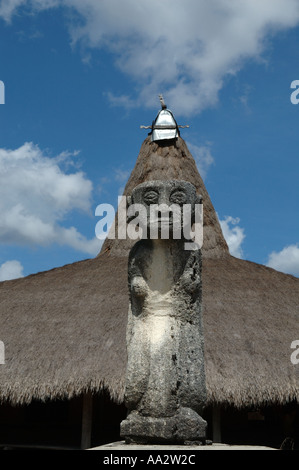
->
[0,136,298,408]
[101,137,229,259]
[0,255,128,405]
[0,253,298,407]
[203,256,299,408]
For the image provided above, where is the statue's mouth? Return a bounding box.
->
[150,218,174,227]
[158,217,173,224]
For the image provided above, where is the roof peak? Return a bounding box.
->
[100,136,229,259]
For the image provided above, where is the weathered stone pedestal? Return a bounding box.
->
[121,408,207,445]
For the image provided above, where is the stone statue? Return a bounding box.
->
[120,180,207,444]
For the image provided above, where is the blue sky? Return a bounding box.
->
[0,0,298,280]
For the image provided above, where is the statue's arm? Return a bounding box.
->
[178,250,201,294]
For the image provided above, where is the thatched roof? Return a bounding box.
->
[0,136,298,408]
[101,137,228,259]
[0,254,128,405]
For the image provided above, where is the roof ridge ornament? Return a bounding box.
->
[159,93,167,110]
[141,95,189,142]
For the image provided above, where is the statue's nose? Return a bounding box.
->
[158,189,169,205]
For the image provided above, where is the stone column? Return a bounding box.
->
[120,181,207,444]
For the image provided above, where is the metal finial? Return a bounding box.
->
[159,94,167,110]
[140,96,189,141]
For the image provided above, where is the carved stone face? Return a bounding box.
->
[127,180,202,239]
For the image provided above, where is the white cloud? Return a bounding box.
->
[0,0,25,22]
[187,142,214,179]
[105,92,135,110]
[267,244,299,277]
[114,168,130,183]
[219,215,245,258]
[2,0,299,115]
[0,260,24,281]
[113,167,131,195]
[0,142,100,255]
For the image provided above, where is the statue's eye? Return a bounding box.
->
[143,190,159,205]
[170,190,187,205]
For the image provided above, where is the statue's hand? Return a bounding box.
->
[179,268,200,294]
[131,276,148,297]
